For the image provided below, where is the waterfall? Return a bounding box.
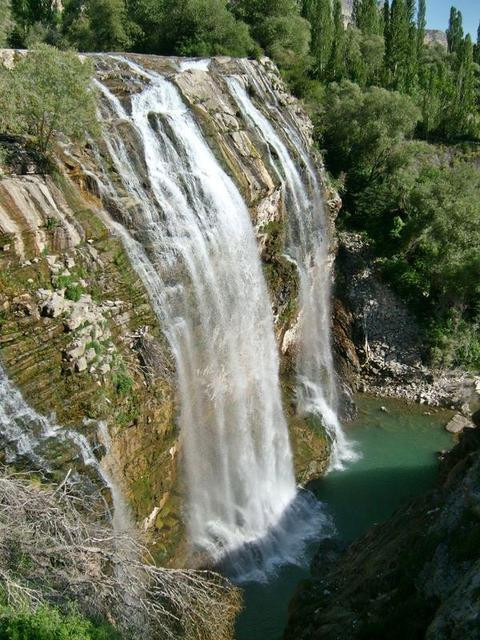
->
[0,363,116,499]
[227,67,357,471]
[93,56,308,568]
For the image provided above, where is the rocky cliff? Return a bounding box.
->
[0,52,336,563]
[285,425,480,640]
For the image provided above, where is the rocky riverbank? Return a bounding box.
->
[285,421,480,640]
[334,232,480,414]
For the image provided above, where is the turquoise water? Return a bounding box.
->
[234,395,454,640]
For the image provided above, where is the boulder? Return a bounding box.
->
[445,413,476,434]
[40,292,68,318]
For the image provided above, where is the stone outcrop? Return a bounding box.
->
[285,428,480,640]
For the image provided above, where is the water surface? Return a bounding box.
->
[235,395,454,640]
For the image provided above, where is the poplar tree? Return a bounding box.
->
[405,0,415,23]
[328,0,345,80]
[417,0,426,58]
[405,0,418,91]
[446,6,464,55]
[358,0,379,35]
[453,34,476,137]
[474,21,480,64]
[308,0,334,79]
[387,0,409,91]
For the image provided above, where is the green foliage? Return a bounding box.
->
[304,0,333,78]
[0,45,98,154]
[65,283,83,301]
[320,80,420,177]
[320,80,480,367]
[164,0,255,57]
[0,0,13,46]
[446,6,464,54]
[63,0,136,51]
[0,603,119,640]
[9,0,61,47]
[113,367,133,395]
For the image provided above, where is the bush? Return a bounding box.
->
[65,284,83,302]
[0,44,98,155]
[113,368,133,395]
[0,603,118,640]
[320,81,480,367]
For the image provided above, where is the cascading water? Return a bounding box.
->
[92,57,324,575]
[0,363,116,498]
[227,67,357,471]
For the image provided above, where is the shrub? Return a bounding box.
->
[0,603,118,640]
[65,284,83,302]
[0,44,98,155]
[113,368,133,395]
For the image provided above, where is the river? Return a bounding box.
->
[235,395,454,640]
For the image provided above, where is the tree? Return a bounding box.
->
[405,0,415,23]
[158,0,256,57]
[474,20,480,64]
[417,0,426,58]
[0,468,241,640]
[320,80,420,177]
[62,0,137,51]
[357,0,380,35]
[9,0,59,45]
[0,45,98,154]
[11,0,56,29]
[445,34,477,139]
[446,6,463,54]
[0,0,13,45]
[386,0,410,91]
[306,0,334,79]
[328,0,345,81]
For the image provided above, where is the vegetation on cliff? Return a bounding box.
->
[0,44,97,154]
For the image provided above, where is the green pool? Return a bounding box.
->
[234,395,455,640]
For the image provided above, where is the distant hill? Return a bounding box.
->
[341,0,354,23]
[425,29,448,48]
[340,1,447,48]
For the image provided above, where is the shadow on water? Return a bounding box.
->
[311,464,441,543]
[217,489,333,584]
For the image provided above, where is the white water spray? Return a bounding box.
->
[94,57,304,565]
[0,363,117,497]
[227,68,357,470]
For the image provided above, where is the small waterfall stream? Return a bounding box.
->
[93,56,313,572]
[0,363,116,500]
[227,69,357,470]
